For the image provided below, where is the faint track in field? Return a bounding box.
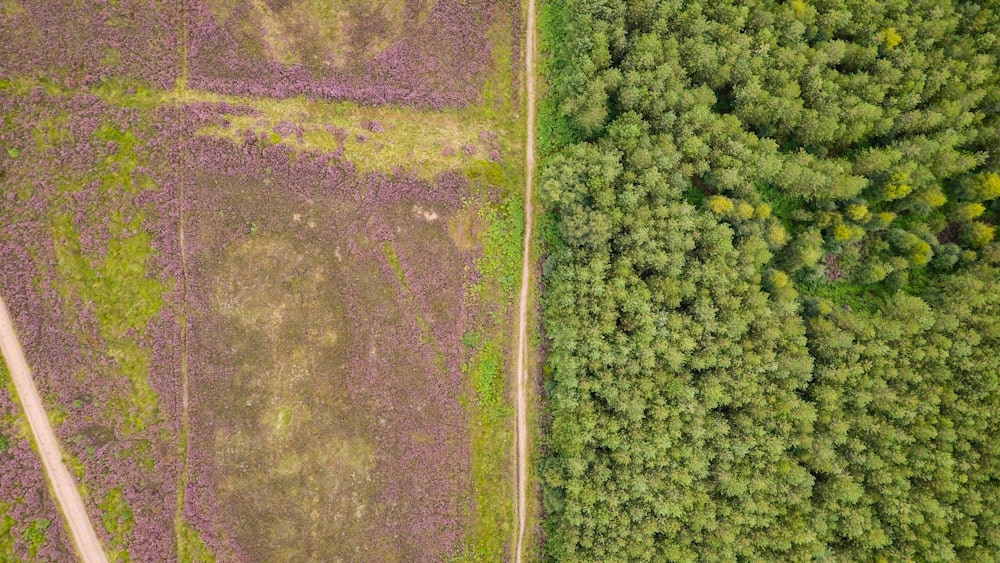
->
[0,297,109,563]
[173,115,193,555]
[174,2,193,552]
[514,0,537,560]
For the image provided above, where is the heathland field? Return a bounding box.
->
[0,1,526,560]
[9,1,1000,562]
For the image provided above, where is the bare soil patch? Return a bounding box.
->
[187,0,498,107]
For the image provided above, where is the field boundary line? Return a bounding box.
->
[173,4,194,548]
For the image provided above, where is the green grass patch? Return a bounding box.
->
[462,339,513,562]
[476,197,525,299]
[165,88,500,180]
[473,5,517,122]
[5,61,522,182]
[177,521,215,563]
[52,212,165,335]
[11,120,173,501]
[800,279,880,313]
[0,504,14,557]
[89,78,162,111]
[757,183,797,230]
[469,343,510,422]
[21,518,50,560]
[44,402,67,429]
[50,211,165,433]
[458,7,526,557]
[94,124,143,194]
[466,159,505,188]
[461,330,480,348]
[31,112,74,152]
[41,120,169,435]
[381,242,407,289]
[0,75,65,97]
[99,488,135,562]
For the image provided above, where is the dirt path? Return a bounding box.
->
[0,296,108,563]
[514,0,537,560]
[173,114,193,553]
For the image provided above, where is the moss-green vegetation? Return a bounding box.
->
[469,343,510,423]
[89,79,162,111]
[463,341,513,561]
[177,521,215,563]
[168,88,499,180]
[49,121,165,430]
[381,242,407,288]
[30,112,73,152]
[0,75,65,98]
[20,518,50,560]
[0,505,15,557]
[99,488,134,562]
[0,501,51,561]
[475,197,525,299]
[5,73,513,181]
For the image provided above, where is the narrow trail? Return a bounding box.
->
[174,4,193,548]
[0,296,109,563]
[514,0,537,560]
[173,122,192,551]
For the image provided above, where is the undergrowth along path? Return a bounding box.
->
[515,0,537,560]
[0,296,109,563]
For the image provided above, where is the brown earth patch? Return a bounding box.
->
[203,0,433,75]
[447,206,483,252]
[183,162,474,561]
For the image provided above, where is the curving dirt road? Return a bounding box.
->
[514,0,537,560]
[0,296,108,563]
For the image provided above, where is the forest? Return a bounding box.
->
[538,0,1000,560]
